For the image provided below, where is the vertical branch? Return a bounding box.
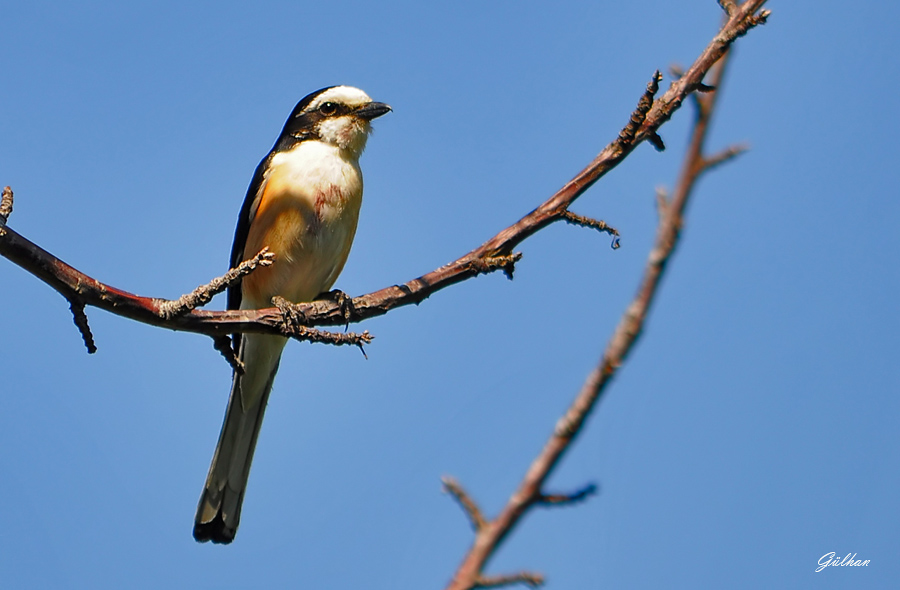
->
[445,43,745,590]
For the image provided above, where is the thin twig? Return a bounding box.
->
[157,248,274,319]
[561,211,621,249]
[68,299,97,354]
[442,477,488,533]
[561,211,619,238]
[287,325,373,348]
[474,572,544,589]
[702,143,749,171]
[536,483,598,507]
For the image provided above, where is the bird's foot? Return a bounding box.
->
[317,289,356,330]
[272,295,307,333]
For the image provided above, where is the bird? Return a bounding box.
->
[193,86,391,544]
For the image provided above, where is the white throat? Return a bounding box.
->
[316,116,372,156]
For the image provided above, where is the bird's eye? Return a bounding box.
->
[320,102,337,116]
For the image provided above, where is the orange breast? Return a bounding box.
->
[239,161,361,309]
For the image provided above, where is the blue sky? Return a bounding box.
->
[1,1,897,589]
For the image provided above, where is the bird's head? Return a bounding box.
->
[282,86,391,157]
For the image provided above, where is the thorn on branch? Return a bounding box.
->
[68,298,97,354]
[0,186,13,227]
[469,253,523,280]
[157,248,275,319]
[617,70,663,149]
[561,211,621,249]
[212,335,244,374]
[536,483,598,507]
[442,476,488,533]
[474,572,545,589]
[273,295,374,350]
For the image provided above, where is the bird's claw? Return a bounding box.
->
[272,295,307,332]
[318,289,355,330]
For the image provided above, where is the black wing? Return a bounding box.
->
[227,151,273,351]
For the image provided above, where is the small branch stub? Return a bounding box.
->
[646,131,666,152]
[536,483,598,507]
[442,476,488,533]
[470,253,522,280]
[701,144,748,171]
[68,299,97,354]
[0,186,13,227]
[734,8,770,39]
[474,572,545,589]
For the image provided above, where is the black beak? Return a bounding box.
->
[355,101,392,120]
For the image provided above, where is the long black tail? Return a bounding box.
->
[194,334,284,543]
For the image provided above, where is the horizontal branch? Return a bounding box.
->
[1,4,766,350]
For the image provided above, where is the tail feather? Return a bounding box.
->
[194,334,287,544]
